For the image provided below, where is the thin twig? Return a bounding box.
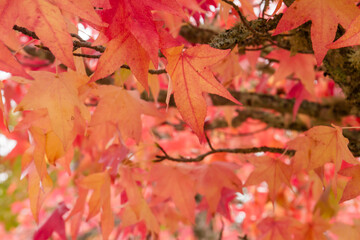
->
[73,53,100,58]
[205,134,215,151]
[154,145,295,162]
[70,33,85,42]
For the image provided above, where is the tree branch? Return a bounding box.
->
[154,143,294,163]
[143,90,358,121]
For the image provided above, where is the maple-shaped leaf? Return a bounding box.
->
[194,162,243,216]
[49,0,105,27]
[33,202,69,240]
[66,187,88,240]
[244,156,292,203]
[100,143,129,179]
[90,32,151,90]
[287,135,316,173]
[16,0,76,69]
[267,49,316,94]
[293,215,331,240]
[257,216,299,240]
[338,165,360,202]
[211,47,243,85]
[91,0,183,89]
[27,164,51,223]
[305,124,358,172]
[15,108,75,175]
[89,85,159,145]
[119,167,160,233]
[273,0,360,64]
[148,163,197,223]
[29,126,54,188]
[0,0,106,69]
[328,14,360,49]
[0,41,32,79]
[15,71,90,148]
[78,171,114,240]
[164,45,240,142]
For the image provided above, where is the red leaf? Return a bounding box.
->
[273,0,360,64]
[33,202,69,240]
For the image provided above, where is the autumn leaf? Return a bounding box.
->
[29,126,53,188]
[287,135,315,173]
[338,165,360,202]
[118,167,160,233]
[27,164,51,223]
[77,171,114,240]
[91,0,183,89]
[273,0,360,64]
[267,49,316,94]
[148,163,197,223]
[33,202,69,240]
[194,161,243,216]
[99,143,129,179]
[0,0,106,70]
[305,124,358,172]
[244,156,292,202]
[15,71,90,149]
[164,45,240,142]
[50,0,105,27]
[16,0,77,69]
[328,14,360,49]
[293,215,331,240]
[331,220,360,240]
[90,32,151,90]
[288,125,358,174]
[287,82,314,120]
[257,216,299,240]
[89,85,159,145]
[0,41,32,80]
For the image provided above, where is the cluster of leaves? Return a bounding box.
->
[0,0,360,239]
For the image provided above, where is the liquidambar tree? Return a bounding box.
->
[0,0,360,239]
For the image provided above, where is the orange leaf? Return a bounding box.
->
[16,71,90,148]
[27,164,51,223]
[0,41,33,79]
[305,124,358,172]
[257,216,299,240]
[78,171,114,240]
[91,32,151,91]
[29,126,53,188]
[89,85,159,145]
[267,49,316,94]
[294,215,331,240]
[331,220,360,240]
[50,0,105,27]
[194,162,243,216]
[338,165,360,202]
[287,136,316,173]
[119,167,160,233]
[273,0,360,64]
[148,163,197,223]
[328,14,360,49]
[244,156,292,203]
[164,45,240,142]
[16,0,76,69]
